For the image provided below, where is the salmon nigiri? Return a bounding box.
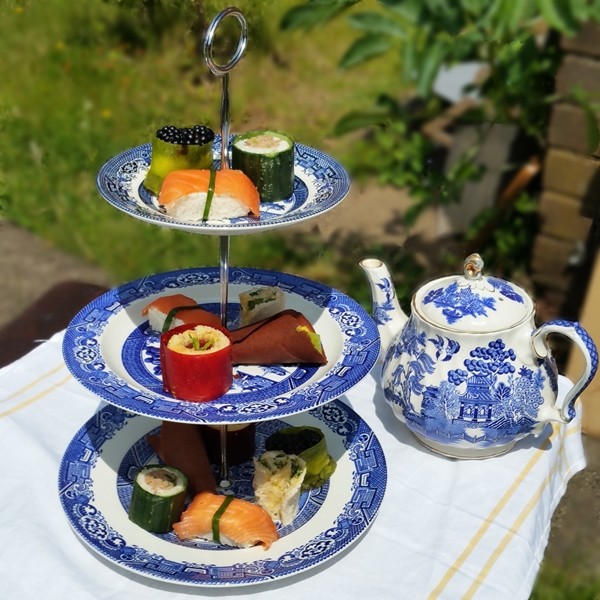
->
[158,169,260,221]
[173,491,279,550]
[142,293,221,332]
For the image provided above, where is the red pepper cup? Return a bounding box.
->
[160,323,233,402]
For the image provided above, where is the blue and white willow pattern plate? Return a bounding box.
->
[58,401,387,587]
[62,267,380,424]
[96,137,350,235]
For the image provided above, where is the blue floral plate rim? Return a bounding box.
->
[96,138,351,235]
[62,267,380,424]
[58,400,387,587]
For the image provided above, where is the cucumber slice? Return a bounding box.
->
[128,465,188,533]
[231,130,294,202]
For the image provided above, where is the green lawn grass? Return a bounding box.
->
[0,0,402,298]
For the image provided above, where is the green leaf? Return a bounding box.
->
[347,11,406,37]
[566,0,591,22]
[537,0,579,35]
[378,0,422,24]
[279,3,353,32]
[401,39,417,85]
[415,41,446,96]
[339,34,395,69]
[582,104,600,155]
[332,110,390,136]
[404,201,426,227]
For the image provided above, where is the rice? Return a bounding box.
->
[163,192,250,222]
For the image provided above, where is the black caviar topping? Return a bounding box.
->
[156,124,214,146]
[265,428,322,456]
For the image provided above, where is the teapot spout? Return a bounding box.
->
[360,258,409,360]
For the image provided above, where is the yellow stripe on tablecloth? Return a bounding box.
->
[461,426,577,599]
[0,373,71,419]
[427,428,557,599]
[1,363,66,404]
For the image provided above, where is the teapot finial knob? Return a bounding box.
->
[464,253,484,280]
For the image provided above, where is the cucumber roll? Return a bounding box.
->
[128,465,188,533]
[231,130,294,202]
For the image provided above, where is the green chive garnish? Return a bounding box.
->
[202,169,217,222]
[212,495,234,543]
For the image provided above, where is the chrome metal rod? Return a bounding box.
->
[219,235,230,327]
[203,7,247,170]
[218,424,230,486]
[218,235,230,482]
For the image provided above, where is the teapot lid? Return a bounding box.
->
[414,254,533,332]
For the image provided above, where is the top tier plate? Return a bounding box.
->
[96,138,350,235]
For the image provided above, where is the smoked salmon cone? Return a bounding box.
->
[229,309,327,365]
[146,422,216,496]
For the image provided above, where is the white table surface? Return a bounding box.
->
[0,331,586,599]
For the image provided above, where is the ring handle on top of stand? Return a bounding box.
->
[203,7,248,76]
[203,7,247,170]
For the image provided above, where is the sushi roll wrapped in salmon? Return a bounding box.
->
[158,168,260,222]
[173,491,279,550]
[142,293,222,333]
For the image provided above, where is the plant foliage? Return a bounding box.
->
[281,0,600,273]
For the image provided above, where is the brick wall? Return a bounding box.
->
[530,24,600,321]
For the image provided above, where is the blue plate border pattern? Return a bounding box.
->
[57,400,387,587]
[96,138,351,235]
[62,267,380,424]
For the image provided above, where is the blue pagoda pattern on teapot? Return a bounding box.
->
[385,318,558,447]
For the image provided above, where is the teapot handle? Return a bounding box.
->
[532,320,598,422]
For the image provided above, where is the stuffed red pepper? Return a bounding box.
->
[160,323,233,402]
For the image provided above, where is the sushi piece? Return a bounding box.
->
[231,130,294,202]
[146,421,216,496]
[239,286,285,326]
[172,491,279,550]
[160,324,233,402]
[142,293,221,333]
[253,450,306,526]
[128,464,188,533]
[158,168,260,222]
[144,124,215,195]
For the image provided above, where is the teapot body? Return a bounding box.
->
[362,254,598,459]
[382,313,560,458]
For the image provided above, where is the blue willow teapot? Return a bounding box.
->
[361,254,598,458]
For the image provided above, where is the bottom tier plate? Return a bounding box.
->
[58,399,387,587]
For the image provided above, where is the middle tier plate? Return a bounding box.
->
[63,267,380,424]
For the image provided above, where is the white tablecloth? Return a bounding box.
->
[0,331,586,599]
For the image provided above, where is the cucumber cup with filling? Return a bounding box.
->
[231,130,294,202]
